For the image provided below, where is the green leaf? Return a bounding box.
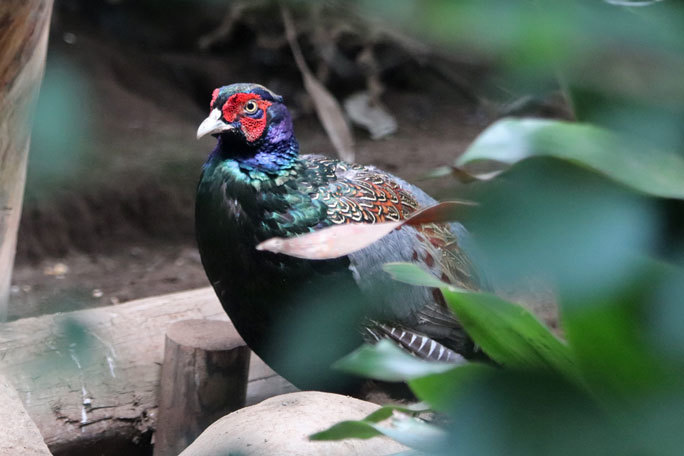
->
[464,159,656,300]
[363,404,432,424]
[311,412,447,453]
[310,420,382,441]
[409,363,496,412]
[310,403,431,442]
[333,339,459,382]
[441,368,622,456]
[382,262,459,289]
[383,262,579,381]
[565,301,667,397]
[374,416,447,452]
[456,118,684,200]
[562,260,678,397]
[441,288,580,381]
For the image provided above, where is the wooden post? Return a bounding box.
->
[0,0,53,320]
[153,319,251,456]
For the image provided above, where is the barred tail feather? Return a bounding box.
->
[366,323,466,364]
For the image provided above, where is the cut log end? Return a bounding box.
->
[166,319,245,352]
[154,318,251,456]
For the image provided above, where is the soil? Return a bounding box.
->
[5,5,565,456]
[10,3,560,329]
[9,20,485,321]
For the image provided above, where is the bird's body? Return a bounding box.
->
[196,83,486,391]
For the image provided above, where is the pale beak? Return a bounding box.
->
[196,108,234,139]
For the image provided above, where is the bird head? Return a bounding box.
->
[196,83,287,145]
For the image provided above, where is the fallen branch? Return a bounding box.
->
[281,4,356,163]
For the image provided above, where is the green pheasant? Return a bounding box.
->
[195,83,487,391]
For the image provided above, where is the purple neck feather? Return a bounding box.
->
[213,108,299,174]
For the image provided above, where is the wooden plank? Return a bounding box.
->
[0,287,297,454]
[0,0,53,319]
[0,374,52,455]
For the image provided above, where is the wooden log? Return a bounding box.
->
[0,374,52,455]
[0,287,297,455]
[0,0,53,320]
[154,320,250,456]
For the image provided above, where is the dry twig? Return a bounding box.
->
[280,4,355,162]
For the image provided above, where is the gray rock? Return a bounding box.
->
[180,391,408,456]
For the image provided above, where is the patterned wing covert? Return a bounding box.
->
[297,155,487,360]
[312,160,419,225]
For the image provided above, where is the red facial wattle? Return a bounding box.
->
[221,93,272,143]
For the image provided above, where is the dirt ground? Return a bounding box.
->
[10,2,563,332]
[9,10,496,322]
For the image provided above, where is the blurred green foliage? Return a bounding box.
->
[358,0,684,147]
[23,1,684,452]
[25,54,91,203]
[312,1,684,455]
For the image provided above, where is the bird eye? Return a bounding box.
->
[244,100,259,114]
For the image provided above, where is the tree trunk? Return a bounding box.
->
[0,0,53,320]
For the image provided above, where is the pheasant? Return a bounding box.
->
[195,83,487,392]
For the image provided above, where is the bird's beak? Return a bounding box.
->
[196,109,234,139]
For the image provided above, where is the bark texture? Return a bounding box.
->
[154,319,250,456]
[0,0,54,320]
